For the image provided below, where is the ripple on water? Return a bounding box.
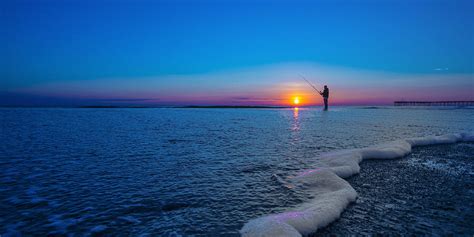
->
[1,107,473,235]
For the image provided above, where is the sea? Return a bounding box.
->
[1,106,473,236]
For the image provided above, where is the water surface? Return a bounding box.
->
[1,107,473,235]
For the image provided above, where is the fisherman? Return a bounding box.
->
[300,75,329,110]
[320,85,329,110]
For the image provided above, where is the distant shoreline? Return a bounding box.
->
[0,105,293,109]
[2,105,472,109]
[178,105,290,109]
[2,104,474,109]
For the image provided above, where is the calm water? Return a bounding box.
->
[1,107,473,236]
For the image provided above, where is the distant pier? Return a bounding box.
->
[394,101,474,106]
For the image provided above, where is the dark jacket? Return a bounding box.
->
[322,88,329,98]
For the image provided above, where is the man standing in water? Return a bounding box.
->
[320,85,329,110]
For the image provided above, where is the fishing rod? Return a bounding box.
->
[299,74,322,94]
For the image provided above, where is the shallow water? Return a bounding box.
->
[318,143,474,236]
[1,106,473,236]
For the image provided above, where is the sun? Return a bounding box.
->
[293,97,300,105]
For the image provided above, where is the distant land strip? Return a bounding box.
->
[79,105,290,109]
[178,105,291,109]
[0,105,292,109]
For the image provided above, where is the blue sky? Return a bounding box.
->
[1,0,473,105]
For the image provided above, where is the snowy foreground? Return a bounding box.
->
[241,133,474,237]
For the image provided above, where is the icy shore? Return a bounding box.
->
[241,133,474,237]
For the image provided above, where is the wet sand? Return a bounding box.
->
[316,142,474,236]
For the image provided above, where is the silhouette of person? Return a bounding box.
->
[320,85,329,110]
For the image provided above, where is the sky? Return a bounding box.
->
[1,0,473,106]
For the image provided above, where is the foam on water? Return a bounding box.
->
[240,133,474,237]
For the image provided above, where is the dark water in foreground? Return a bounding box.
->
[1,107,473,236]
[318,143,474,236]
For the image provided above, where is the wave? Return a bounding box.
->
[240,133,474,237]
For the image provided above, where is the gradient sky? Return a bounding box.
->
[1,0,473,106]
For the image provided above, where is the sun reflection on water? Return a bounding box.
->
[292,107,300,132]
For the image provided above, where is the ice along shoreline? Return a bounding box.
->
[240,133,474,237]
[317,142,474,235]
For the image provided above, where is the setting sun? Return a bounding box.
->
[293,97,300,105]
